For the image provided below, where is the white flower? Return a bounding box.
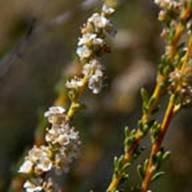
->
[88,13,109,28]
[78,33,97,46]
[78,33,104,47]
[102,4,115,15]
[18,160,33,174]
[88,75,102,94]
[68,127,79,140]
[44,106,66,124]
[76,45,92,59]
[46,124,70,146]
[65,77,84,89]
[35,156,52,173]
[46,123,79,146]
[57,134,70,146]
[82,64,93,76]
[93,37,104,46]
[88,69,103,94]
[54,138,80,174]
[23,180,43,192]
[27,146,45,163]
[82,59,103,94]
[25,146,52,175]
[45,122,80,174]
[82,59,102,76]
[44,106,66,118]
[35,146,52,168]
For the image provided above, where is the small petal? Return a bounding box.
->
[82,59,102,76]
[23,180,43,192]
[44,106,66,118]
[76,45,92,59]
[18,160,33,174]
[102,4,115,15]
[36,157,52,173]
[88,13,109,28]
[78,33,97,46]
[88,74,103,94]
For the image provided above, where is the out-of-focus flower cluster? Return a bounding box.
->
[156,0,192,107]
[154,0,192,78]
[154,0,180,9]
[66,4,116,94]
[169,67,192,106]
[18,106,80,192]
[154,0,182,24]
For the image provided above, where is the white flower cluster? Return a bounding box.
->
[19,146,52,175]
[45,108,80,174]
[82,59,103,94]
[66,4,115,94]
[18,106,80,192]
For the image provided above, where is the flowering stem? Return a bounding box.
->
[14,3,117,192]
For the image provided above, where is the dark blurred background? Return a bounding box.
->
[0,0,192,191]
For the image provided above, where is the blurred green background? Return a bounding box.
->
[0,0,192,191]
